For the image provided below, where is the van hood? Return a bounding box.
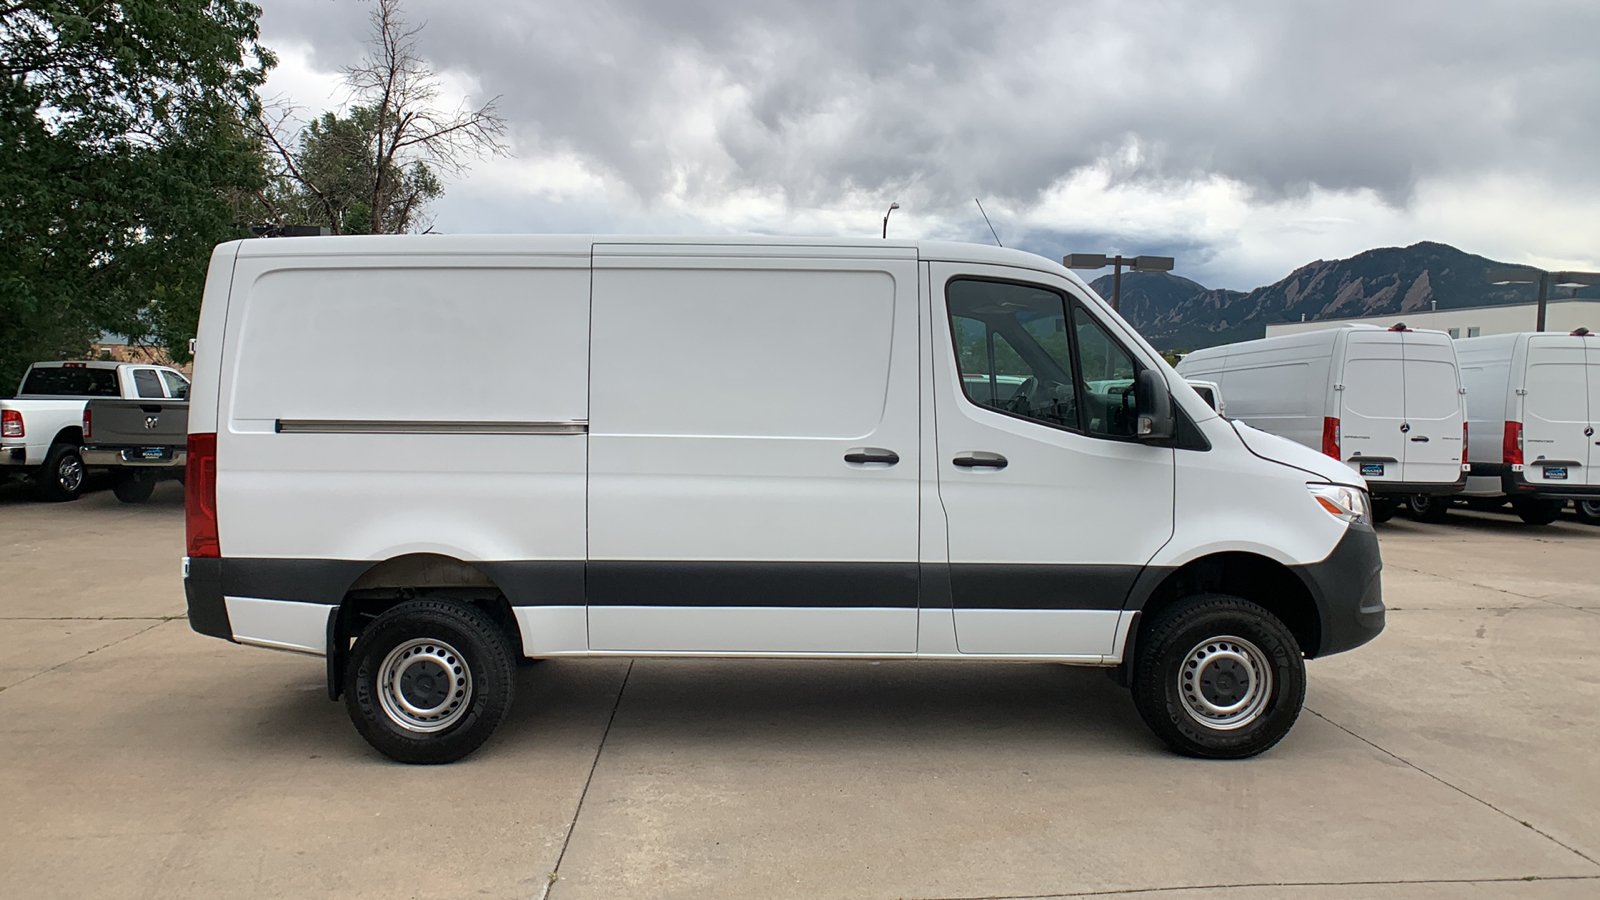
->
[1231,421,1367,489]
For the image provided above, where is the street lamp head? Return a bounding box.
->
[1131,255,1175,273]
[1486,267,1539,286]
[1064,253,1109,270]
[1552,272,1600,288]
[888,202,900,211]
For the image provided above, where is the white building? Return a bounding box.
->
[1263,298,1600,339]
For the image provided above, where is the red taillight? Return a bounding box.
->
[1322,416,1341,459]
[186,433,220,558]
[1502,421,1523,467]
[1,409,21,438]
[82,406,92,440]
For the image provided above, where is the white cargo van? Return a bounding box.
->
[1177,325,1468,522]
[1455,330,1600,524]
[183,236,1383,764]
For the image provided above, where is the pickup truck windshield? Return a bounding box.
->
[20,367,120,397]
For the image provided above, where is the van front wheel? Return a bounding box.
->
[1131,594,1306,759]
[344,600,517,764]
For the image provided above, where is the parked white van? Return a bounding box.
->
[1176,325,1468,522]
[1455,330,1600,524]
[183,235,1383,763]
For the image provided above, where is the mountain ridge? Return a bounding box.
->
[1088,241,1600,350]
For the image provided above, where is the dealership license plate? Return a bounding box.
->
[1543,466,1568,480]
[1360,463,1385,477]
[126,448,170,461]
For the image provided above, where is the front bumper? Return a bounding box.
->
[1293,523,1385,657]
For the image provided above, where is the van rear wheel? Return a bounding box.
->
[1408,493,1451,523]
[1575,500,1600,526]
[1511,497,1564,526]
[1131,594,1306,759]
[344,600,517,764]
[111,471,156,504]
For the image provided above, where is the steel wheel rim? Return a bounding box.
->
[57,454,83,492]
[1178,635,1273,731]
[377,638,473,733]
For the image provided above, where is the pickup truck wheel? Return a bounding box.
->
[1408,493,1451,523]
[344,600,516,764]
[1511,497,1563,526]
[1576,500,1600,526]
[1131,594,1306,759]
[111,471,156,504]
[37,443,86,502]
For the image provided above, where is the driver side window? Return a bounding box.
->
[1072,307,1141,437]
[947,279,1079,431]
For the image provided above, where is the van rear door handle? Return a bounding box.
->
[844,447,899,466]
[953,452,1008,469]
[1409,436,1429,442]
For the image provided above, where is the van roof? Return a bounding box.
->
[228,234,1094,290]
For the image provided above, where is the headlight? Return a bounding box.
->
[1307,483,1371,526]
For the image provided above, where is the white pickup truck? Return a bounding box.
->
[1,360,191,501]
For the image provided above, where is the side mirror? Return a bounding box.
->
[1135,369,1174,440]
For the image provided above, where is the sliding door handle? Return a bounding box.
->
[953,452,1008,469]
[844,447,900,466]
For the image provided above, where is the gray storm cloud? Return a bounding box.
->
[262,0,1600,212]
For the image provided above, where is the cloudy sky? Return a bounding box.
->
[257,0,1600,290]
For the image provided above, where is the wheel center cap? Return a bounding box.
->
[399,660,449,709]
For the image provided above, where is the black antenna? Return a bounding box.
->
[974,198,1003,247]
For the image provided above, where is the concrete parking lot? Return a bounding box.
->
[2,481,1598,900]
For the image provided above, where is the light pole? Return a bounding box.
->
[1487,267,1600,331]
[1064,253,1176,313]
[882,202,900,239]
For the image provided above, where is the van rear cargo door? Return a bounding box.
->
[1520,336,1590,487]
[1338,332,1406,486]
[1398,333,1466,487]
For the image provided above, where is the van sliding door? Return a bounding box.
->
[585,247,922,653]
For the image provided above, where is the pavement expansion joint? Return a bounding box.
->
[0,619,170,692]
[537,658,634,900]
[909,873,1600,899]
[2,615,177,621]
[1388,565,1590,613]
[1306,708,1600,867]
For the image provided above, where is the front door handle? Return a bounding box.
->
[953,452,1008,469]
[844,447,899,466]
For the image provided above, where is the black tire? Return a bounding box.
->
[36,443,86,502]
[111,471,156,504]
[1408,493,1451,523]
[1576,500,1600,526]
[1371,498,1396,524]
[344,599,517,764]
[1511,497,1564,526]
[1131,594,1306,759]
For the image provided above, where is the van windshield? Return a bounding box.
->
[20,366,120,397]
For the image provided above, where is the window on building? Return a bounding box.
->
[1467,326,1481,338]
[1447,328,1460,339]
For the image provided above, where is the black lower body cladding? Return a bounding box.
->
[1291,523,1384,657]
[184,557,232,641]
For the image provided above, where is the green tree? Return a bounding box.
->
[254,0,504,235]
[0,0,272,392]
